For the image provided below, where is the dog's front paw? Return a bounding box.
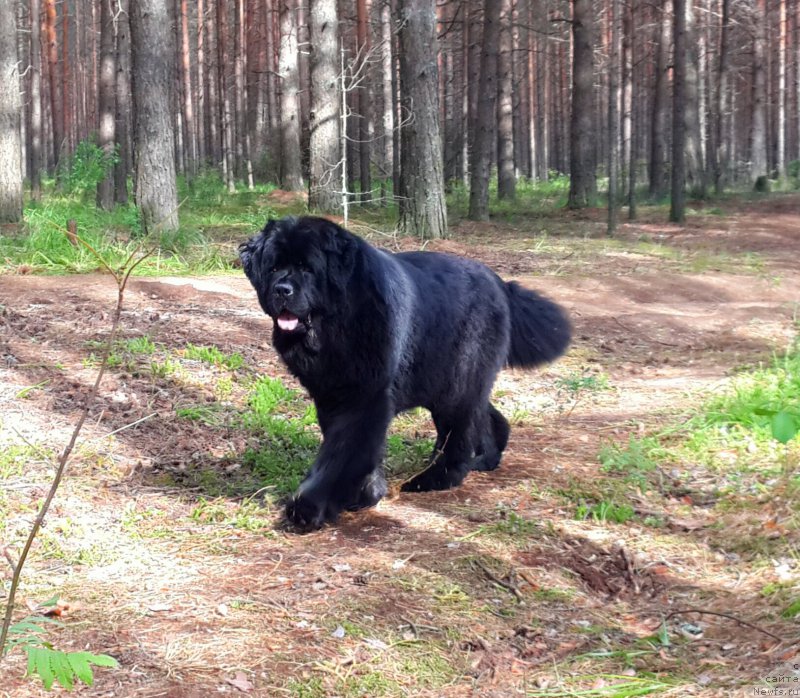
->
[285,494,327,532]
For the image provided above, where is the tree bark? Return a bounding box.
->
[567,0,596,209]
[97,0,117,210]
[627,0,637,220]
[649,1,670,199]
[180,0,198,176]
[777,0,786,178]
[205,2,221,169]
[29,0,43,202]
[308,0,341,212]
[380,0,394,196]
[714,0,731,193]
[0,0,23,223]
[670,0,687,223]
[114,0,131,204]
[357,0,372,203]
[750,0,768,187]
[683,0,704,196]
[43,0,63,175]
[607,0,621,235]
[218,0,236,191]
[130,0,180,234]
[496,0,515,200]
[278,0,304,190]
[397,0,447,238]
[468,0,500,221]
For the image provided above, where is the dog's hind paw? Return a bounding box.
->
[401,463,468,492]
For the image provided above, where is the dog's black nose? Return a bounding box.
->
[273,281,293,298]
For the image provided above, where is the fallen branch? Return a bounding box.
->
[662,608,783,643]
[472,560,525,604]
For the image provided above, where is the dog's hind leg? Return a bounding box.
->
[400,408,474,492]
[469,403,509,472]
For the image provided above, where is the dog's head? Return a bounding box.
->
[239,217,357,337]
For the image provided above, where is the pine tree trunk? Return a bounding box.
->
[197,0,207,165]
[683,0,704,197]
[750,0,768,188]
[218,0,236,192]
[777,0,786,178]
[130,0,179,234]
[236,0,254,188]
[278,0,304,190]
[670,0,687,223]
[466,3,482,184]
[496,0,515,200]
[627,0,637,220]
[233,0,245,179]
[308,0,341,212]
[44,0,63,175]
[0,0,23,223]
[61,3,71,158]
[649,1,670,199]
[180,0,197,176]
[397,0,447,238]
[357,0,372,203]
[18,2,27,183]
[205,2,221,169]
[567,0,597,209]
[97,0,117,210]
[468,0,500,221]
[714,0,730,193]
[621,0,632,189]
[381,1,394,196]
[607,0,621,235]
[114,0,131,205]
[29,0,43,202]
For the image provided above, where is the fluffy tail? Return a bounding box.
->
[505,282,572,368]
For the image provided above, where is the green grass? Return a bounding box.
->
[120,336,156,355]
[575,500,636,524]
[556,369,611,395]
[598,435,665,487]
[593,344,800,536]
[189,497,274,533]
[385,434,434,480]
[472,508,541,540]
[1,174,281,276]
[183,343,244,371]
[241,376,320,498]
[0,443,50,479]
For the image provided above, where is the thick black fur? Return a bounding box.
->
[239,216,571,531]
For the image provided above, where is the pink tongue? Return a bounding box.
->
[277,313,299,331]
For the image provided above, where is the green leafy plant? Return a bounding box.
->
[64,139,120,199]
[5,608,118,691]
[576,500,635,524]
[598,435,664,487]
[183,343,244,371]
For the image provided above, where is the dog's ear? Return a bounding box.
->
[239,218,286,280]
[238,237,257,279]
[316,219,357,281]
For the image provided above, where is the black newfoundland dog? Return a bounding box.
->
[240,216,571,530]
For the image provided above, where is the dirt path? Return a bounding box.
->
[1,198,799,696]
